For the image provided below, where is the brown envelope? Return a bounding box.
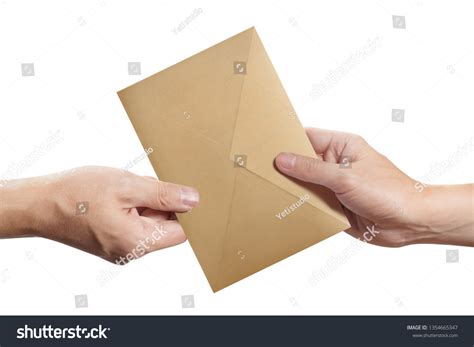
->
[118,27,350,292]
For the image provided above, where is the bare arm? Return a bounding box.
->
[0,167,199,262]
[275,128,474,247]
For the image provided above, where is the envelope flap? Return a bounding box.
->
[229,29,349,225]
[118,27,255,155]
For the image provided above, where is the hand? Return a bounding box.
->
[0,166,200,262]
[275,128,474,247]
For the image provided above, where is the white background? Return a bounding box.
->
[0,0,473,315]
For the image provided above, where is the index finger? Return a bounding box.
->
[124,176,199,212]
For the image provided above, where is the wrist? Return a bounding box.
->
[0,177,57,238]
[410,184,474,246]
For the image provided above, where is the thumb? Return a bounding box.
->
[275,152,342,191]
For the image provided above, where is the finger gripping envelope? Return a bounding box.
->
[118,27,350,292]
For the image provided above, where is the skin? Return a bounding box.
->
[0,128,472,265]
[275,128,474,247]
[0,167,199,263]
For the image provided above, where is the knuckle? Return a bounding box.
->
[117,175,136,202]
[338,172,356,190]
[355,134,367,145]
[348,133,367,147]
[156,183,171,207]
[344,131,363,142]
[300,157,318,175]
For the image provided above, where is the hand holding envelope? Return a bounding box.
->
[118,27,350,291]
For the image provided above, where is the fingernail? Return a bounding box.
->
[181,187,199,208]
[277,153,296,170]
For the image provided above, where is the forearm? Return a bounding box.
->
[413,184,474,246]
[0,178,52,238]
